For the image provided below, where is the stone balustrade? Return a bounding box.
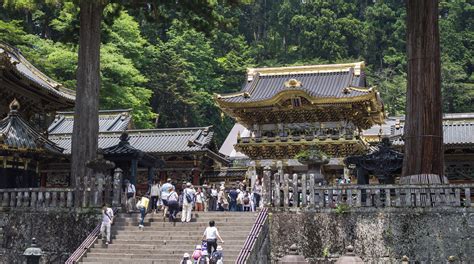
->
[263,172,473,209]
[0,188,75,209]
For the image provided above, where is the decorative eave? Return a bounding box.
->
[215,88,384,129]
[102,132,161,168]
[0,99,64,156]
[215,61,384,129]
[0,43,75,113]
[215,86,379,108]
[235,136,367,159]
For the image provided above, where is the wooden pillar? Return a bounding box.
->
[130,159,138,185]
[401,0,447,184]
[192,167,200,186]
[147,167,154,185]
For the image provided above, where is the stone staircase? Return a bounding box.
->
[80,211,257,263]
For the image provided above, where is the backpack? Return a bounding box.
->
[243,195,250,205]
[210,251,222,264]
[185,190,193,203]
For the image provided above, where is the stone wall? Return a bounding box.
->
[0,208,100,264]
[269,208,474,263]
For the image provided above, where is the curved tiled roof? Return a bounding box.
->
[0,102,63,155]
[217,62,369,104]
[391,122,474,147]
[0,43,75,107]
[49,126,214,155]
[364,113,474,148]
[48,109,132,134]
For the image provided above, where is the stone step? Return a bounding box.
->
[80,210,254,264]
[119,212,257,219]
[113,226,253,232]
[114,217,255,224]
[82,257,237,264]
[113,222,255,228]
[88,247,242,255]
[113,235,248,241]
[85,252,240,259]
[111,230,250,236]
[108,240,244,246]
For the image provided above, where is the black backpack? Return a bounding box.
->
[210,251,222,264]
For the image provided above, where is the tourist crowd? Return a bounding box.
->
[124,178,263,223]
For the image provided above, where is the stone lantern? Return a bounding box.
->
[335,245,363,264]
[23,238,42,264]
[278,244,308,264]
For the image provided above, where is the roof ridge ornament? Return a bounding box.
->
[9,98,20,112]
[284,78,302,88]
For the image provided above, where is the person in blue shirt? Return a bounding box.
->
[160,178,174,217]
[228,186,239,212]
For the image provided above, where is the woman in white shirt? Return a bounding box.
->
[201,220,224,256]
[150,180,160,214]
[167,186,179,222]
[195,187,204,211]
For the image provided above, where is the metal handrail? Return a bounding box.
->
[235,208,269,264]
[65,208,119,264]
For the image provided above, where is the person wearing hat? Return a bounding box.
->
[181,182,196,223]
[160,178,174,217]
[180,252,192,264]
[210,245,224,264]
[197,250,210,264]
[192,244,202,261]
[217,186,228,211]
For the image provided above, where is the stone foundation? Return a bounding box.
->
[269,208,474,263]
[0,208,100,264]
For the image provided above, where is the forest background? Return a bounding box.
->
[0,0,472,145]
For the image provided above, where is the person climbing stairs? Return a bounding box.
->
[79,211,257,263]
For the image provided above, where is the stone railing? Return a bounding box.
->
[0,188,75,208]
[262,172,473,209]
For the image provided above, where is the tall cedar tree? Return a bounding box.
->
[401,0,446,184]
[71,0,105,205]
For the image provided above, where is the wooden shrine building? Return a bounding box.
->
[46,110,228,192]
[215,62,385,182]
[0,43,75,127]
[0,43,74,188]
[0,100,65,188]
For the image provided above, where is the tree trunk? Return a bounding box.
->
[401,0,447,184]
[71,1,104,206]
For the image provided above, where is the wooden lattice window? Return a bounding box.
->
[291,97,302,107]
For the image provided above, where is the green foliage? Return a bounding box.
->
[295,148,330,163]
[335,203,349,214]
[0,0,473,145]
[322,246,330,258]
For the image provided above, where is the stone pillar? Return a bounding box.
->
[249,161,257,190]
[263,166,272,207]
[112,168,123,208]
[277,160,284,185]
